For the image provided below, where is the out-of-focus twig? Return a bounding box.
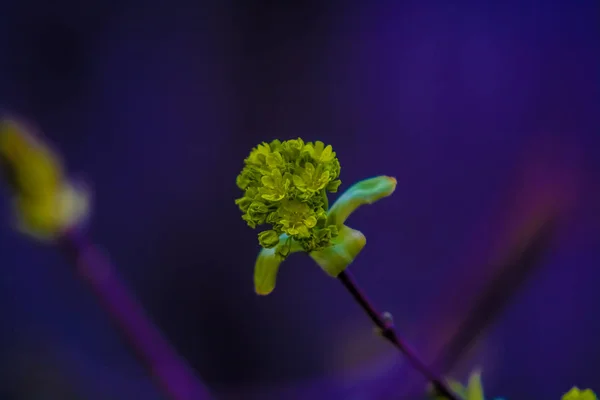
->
[0,116,213,400]
[60,229,213,400]
[430,214,559,374]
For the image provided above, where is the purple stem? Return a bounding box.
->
[59,228,213,400]
[337,270,459,400]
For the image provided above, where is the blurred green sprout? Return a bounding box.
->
[562,387,597,400]
[429,370,597,400]
[429,369,505,400]
[0,118,89,241]
[235,138,396,294]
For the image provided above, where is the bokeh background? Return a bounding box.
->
[0,0,599,399]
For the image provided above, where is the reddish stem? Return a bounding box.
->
[59,229,213,400]
[338,270,459,400]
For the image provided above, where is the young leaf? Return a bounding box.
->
[465,370,484,400]
[254,234,303,295]
[562,387,597,400]
[309,225,366,277]
[326,175,397,228]
[254,248,283,296]
[0,118,89,240]
[429,369,507,400]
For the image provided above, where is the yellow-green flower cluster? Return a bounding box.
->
[236,137,396,295]
[235,139,342,255]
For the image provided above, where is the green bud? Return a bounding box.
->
[258,230,280,248]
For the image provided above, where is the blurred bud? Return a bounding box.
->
[0,117,90,241]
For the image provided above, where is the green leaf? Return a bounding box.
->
[254,234,303,295]
[465,370,485,400]
[327,175,397,228]
[428,369,502,400]
[562,387,598,400]
[309,225,366,277]
[447,380,468,399]
[254,248,282,296]
[427,379,467,400]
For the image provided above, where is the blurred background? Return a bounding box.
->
[0,0,598,399]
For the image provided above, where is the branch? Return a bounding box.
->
[0,116,213,400]
[337,270,459,400]
[59,228,213,400]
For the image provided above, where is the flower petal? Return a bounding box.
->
[320,144,333,162]
[327,176,397,228]
[261,175,275,187]
[304,216,317,228]
[309,224,366,277]
[258,229,280,248]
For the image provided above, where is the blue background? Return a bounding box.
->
[0,0,598,398]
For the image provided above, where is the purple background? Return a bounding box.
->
[0,0,598,399]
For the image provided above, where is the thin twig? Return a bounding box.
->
[59,228,213,400]
[431,215,557,374]
[338,270,459,400]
